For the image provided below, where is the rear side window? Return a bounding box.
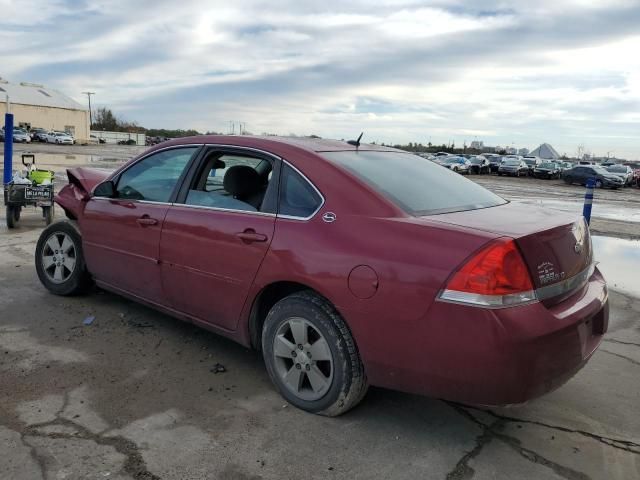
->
[116,147,196,202]
[278,164,322,218]
[322,151,506,216]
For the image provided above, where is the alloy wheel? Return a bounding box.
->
[41,232,77,284]
[272,317,334,401]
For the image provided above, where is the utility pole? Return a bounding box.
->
[82,92,95,128]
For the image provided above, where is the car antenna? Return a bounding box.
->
[347,132,364,148]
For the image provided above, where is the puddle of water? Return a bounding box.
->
[512,198,640,224]
[592,235,640,297]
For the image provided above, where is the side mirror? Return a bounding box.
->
[93,181,116,198]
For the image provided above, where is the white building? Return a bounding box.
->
[470,140,484,150]
[0,78,89,141]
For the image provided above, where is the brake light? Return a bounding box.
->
[439,238,537,308]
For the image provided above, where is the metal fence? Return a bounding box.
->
[90,130,146,146]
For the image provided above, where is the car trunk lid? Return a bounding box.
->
[424,202,593,304]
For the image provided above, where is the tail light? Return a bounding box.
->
[439,238,537,308]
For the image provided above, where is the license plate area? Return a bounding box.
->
[24,187,52,201]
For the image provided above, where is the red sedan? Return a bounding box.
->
[36,136,608,415]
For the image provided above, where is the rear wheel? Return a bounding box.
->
[35,220,92,296]
[262,291,368,416]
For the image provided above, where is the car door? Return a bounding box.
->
[81,146,200,304]
[159,147,279,331]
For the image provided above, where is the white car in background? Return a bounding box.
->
[13,129,31,143]
[46,131,74,144]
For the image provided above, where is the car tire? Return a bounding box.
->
[595,180,603,188]
[35,220,92,296]
[262,291,368,416]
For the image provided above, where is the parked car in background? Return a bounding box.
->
[46,131,74,144]
[36,135,608,415]
[469,155,490,174]
[30,128,49,142]
[0,128,4,142]
[13,128,31,143]
[557,161,573,172]
[605,165,634,186]
[498,158,528,176]
[563,165,623,189]
[633,169,640,188]
[441,156,471,174]
[534,162,561,179]
[486,154,504,174]
[522,156,542,176]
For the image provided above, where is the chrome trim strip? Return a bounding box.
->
[535,263,595,301]
[90,197,174,207]
[171,203,276,217]
[438,289,538,309]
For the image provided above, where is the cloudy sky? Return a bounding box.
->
[2,0,640,158]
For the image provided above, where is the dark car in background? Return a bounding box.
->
[563,165,623,189]
[498,158,528,176]
[469,155,490,174]
[485,154,503,173]
[605,165,634,186]
[523,156,542,176]
[31,128,49,142]
[534,162,561,179]
[35,135,608,416]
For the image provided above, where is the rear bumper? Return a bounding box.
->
[361,268,608,405]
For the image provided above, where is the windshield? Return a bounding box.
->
[592,166,609,174]
[470,158,484,164]
[539,163,555,169]
[444,157,463,164]
[322,151,506,216]
[504,159,520,166]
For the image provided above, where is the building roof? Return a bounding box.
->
[529,143,560,159]
[0,78,86,111]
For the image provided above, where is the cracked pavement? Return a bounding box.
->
[1,210,639,480]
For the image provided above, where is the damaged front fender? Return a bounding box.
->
[55,167,111,219]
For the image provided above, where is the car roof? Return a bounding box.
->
[154,135,403,155]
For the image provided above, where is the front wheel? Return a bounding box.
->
[35,220,92,296]
[262,291,368,416]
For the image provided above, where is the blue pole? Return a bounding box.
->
[3,113,13,184]
[583,178,595,225]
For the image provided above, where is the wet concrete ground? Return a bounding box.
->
[1,145,639,479]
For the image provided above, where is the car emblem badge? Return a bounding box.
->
[322,212,337,223]
[571,221,585,255]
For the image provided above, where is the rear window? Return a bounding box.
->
[322,151,506,216]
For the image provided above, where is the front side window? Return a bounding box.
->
[116,147,196,202]
[323,151,505,216]
[278,164,322,218]
[185,152,275,213]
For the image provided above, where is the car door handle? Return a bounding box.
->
[136,216,158,226]
[236,230,268,243]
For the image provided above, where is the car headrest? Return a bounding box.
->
[223,165,262,197]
